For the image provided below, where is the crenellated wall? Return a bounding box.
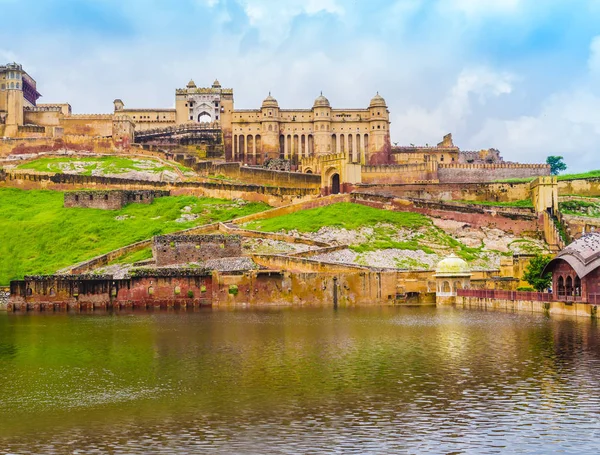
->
[437,163,551,183]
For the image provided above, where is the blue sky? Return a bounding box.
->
[1,0,599,171]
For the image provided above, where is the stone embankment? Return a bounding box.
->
[0,287,10,311]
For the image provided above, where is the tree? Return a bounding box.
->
[522,254,553,292]
[546,156,567,175]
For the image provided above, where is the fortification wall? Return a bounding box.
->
[351,193,541,235]
[60,116,113,137]
[355,181,532,202]
[558,178,600,197]
[0,136,127,157]
[178,155,322,189]
[64,189,169,210]
[361,163,438,184]
[438,163,550,183]
[154,234,242,267]
[1,170,317,206]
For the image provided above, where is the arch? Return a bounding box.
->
[198,111,211,123]
[558,276,565,297]
[331,134,337,154]
[454,281,462,291]
[308,134,314,155]
[566,276,573,296]
[340,134,345,154]
[247,134,254,165]
[293,135,300,164]
[148,286,154,296]
[364,134,369,158]
[233,134,238,159]
[574,276,581,296]
[268,124,273,132]
[255,135,262,164]
[301,134,306,158]
[442,281,451,293]
[331,173,340,195]
[279,134,285,158]
[238,135,245,162]
[305,169,313,174]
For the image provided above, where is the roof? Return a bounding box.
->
[543,232,600,278]
[435,254,471,276]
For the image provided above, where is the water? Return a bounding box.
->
[0,306,599,454]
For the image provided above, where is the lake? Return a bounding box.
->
[1,306,599,454]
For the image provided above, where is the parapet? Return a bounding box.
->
[153,234,243,267]
[64,189,169,210]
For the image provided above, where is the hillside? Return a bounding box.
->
[0,188,269,285]
[243,203,549,270]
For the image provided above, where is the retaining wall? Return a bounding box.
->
[438,163,550,183]
[456,296,597,319]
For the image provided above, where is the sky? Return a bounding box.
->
[1,0,599,171]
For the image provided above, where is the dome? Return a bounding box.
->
[369,92,387,108]
[313,93,330,108]
[435,254,471,276]
[212,79,221,88]
[261,93,279,109]
[187,79,197,88]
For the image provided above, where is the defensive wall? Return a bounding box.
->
[0,286,9,311]
[153,234,242,267]
[437,163,550,183]
[0,170,318,206]
[64,189,169,210]
[361,162,438,184]
[175,154,322,189]
[558,177,600,197]
[0,135,130,158]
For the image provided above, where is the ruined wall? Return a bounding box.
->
[0,135,127,158]
[561,214,600,240]
[154,234,242,267]
[437,163,550,183]
[64,189,169,210]
[116,274,212,308]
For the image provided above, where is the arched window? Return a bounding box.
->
[574,276,581,296]
[566,276,573,296]
[268,124,273,132]
[558,276,565,296]
[442,281,451,293]
[148,286,154,296]
[10,82,14,89]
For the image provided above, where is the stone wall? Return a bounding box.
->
[177,155,322,189]
[0,286,9,311]
[361,162,438,184]
[558,178,600,197]
[355,181,532,203]
[0,135,128,158]
[64,190,169,210]
[1,170,318,207]
[153,234,242,267]
[456,296,597,319]
[438,163,550,183]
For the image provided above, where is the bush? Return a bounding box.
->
[517,286,535,292]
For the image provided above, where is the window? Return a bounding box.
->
[0,84,4,90]
[104,194,108,201]
[74,195,79,202]
[89,195,93,201]
[10,82,14,89]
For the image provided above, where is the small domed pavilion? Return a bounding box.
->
[435,254,471,305]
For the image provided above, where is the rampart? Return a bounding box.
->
[437,163,550,183]
[64,189,169,210]
[176,155,322,189]
[153,234,242,267]
[558,177,600,197]
[361,162,438,184]
[1,170,318,206]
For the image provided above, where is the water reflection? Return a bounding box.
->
[0,307,599,454]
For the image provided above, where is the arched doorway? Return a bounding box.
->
[305,169,313,174]
[198,112,211,123]
[331,173,340,195]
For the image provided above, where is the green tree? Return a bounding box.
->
[546,156,567,175]
[522,254,553,292]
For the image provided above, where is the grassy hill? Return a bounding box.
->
[0,188,269,285]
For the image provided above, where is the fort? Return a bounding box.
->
[2,62,597,317]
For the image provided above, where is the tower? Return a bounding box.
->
[259,93,280,163]
[312,93,332,155]
[367,93,390,163]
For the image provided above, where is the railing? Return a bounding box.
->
[458,289,553,302]
[458,289,599,304]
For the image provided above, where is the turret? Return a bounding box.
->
[113,99,124,112]
[312,93,332,155]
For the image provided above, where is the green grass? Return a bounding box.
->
[455,199,533,208]
[559,199,600,218]
[493,177,536,183]
[244,202,431,233]
[0,188,269,284]
[17,156,193,176]
[557,170,600,181]
[109,247,154,265]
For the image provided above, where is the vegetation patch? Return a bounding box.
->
[0,188,269,285]
[557,170,600,181]
[559,200,600,218]
[455,199,533,208]
[244,203,431,232]
[17,156,192,176]
[109,248,154,265]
